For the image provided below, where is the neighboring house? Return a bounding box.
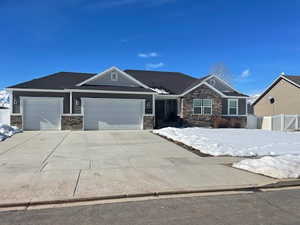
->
[6,67,248,131]
[253,74,300,117]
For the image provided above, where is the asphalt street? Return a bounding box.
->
[1,188,300,225]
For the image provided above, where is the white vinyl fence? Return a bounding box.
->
[260,114,300,131]
[0,109,10,125]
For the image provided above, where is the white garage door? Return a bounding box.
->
[22,97,63,130]
[83,98,144,130]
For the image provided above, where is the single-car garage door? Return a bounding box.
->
[83,98,144,130]
[22,97,63,130]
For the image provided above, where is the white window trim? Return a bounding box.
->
[192,99,212,115]
[228,99,238,115]
[111,72,118,81]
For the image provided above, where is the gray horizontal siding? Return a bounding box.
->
[221,98,246,115]
[72,92,153,115]
[238,98,246,115]
[12,91,70,114]
[12,91,153,115]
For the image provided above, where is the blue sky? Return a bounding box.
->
[1,0,300,95]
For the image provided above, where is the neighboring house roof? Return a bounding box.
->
[282,75,300,87]
[124,69,199,95]
[252,74,300,106]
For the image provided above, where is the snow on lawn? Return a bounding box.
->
[153,127,300,157]
[0,124,22,141]
[233,155,300,179]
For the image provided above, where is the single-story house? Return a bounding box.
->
[253,73,300,117]
[6,67,248,130]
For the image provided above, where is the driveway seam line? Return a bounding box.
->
[73,170,82,197]
[41,132,70,165]
[0,132,41,156]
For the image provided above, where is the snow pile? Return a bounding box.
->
[0,124,22,141]
[153,127,300,157]
[150,88,169,94]
[154,127,300,179]
[0,90,9,108]
[233,155,300,179]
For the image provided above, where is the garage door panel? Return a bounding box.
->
[83,98,143,130]
[23,98,62,131]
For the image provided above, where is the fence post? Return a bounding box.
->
[281,114,284,131]
[296,115,299,130]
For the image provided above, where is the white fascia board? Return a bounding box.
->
[75,66,151,89]
[210,75,242,94]
[66,89,155,95]
[7,88,155,95]
[281,75,300,88]
[180,77,247,99]
[6,88,69,93]
[180,75,214,96]
[251,75,288,106]
[155,94,179,99]
[181,79,227,97]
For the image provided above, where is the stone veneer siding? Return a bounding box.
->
[11,115,23,129]
[222,116,247,128]
[143,116,154,129]
[61,115,83,130]
[182,84,222,127]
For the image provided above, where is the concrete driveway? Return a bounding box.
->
[0,131,276,205]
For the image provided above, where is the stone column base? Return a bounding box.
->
[11,115,22,129]
[61,115,83,130]
[143,116,154,130]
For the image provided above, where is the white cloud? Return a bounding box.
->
[146,62,165,69]
[241,69,251,78]
[138,52,158,58]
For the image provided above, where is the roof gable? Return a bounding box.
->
[181,75,248,97]
[77,67,150,89]
[252,74,300,106]
[82,68,140,87]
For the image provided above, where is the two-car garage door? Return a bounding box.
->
[82,98,144,130]
[22,97,144,130]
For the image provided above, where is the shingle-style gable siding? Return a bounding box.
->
[182,84,222,126]
[206,77,235,92]
[86,69,139,87]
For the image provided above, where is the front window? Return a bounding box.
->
[193,99,212,115]
[228,99,238,115]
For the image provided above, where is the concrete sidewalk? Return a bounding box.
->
[0,131,277,206]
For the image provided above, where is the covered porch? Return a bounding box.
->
[155,96,181,128]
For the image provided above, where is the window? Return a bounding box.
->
[193,99,212,115]
[228,99,238,115]
[111,72,118,81]
[203,99,212,115]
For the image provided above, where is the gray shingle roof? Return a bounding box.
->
[8,69,247,96]
[124,70,199,95]
[8,72,96,90]
[283,75,300,86]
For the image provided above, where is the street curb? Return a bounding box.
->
[1,181,299,209]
